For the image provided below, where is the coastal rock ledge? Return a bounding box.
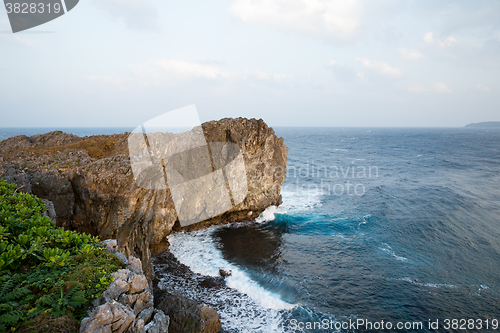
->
[81,239,171,333]
[0,118,288,282]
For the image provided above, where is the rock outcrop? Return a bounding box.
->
[80,240,169,333]
[0,118,288,281]
[154,290,221,333]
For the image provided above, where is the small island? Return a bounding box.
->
[465,121,500,128]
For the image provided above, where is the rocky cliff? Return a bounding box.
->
[0,118,288,282]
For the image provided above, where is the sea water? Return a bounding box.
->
[160,128,500,332]
[3,127,500,332]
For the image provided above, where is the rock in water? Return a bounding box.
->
[0,118,288,281]
[219,269,232,277]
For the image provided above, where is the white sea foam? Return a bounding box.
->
[380,243,408,262]
[253,188,323,223]
[280,188,322,212]
[368,275,457,289]
[256,205,279,223]
[474,284,490,296]
[358,214,371,226]
[397,277,456,289]
[167,228,295,311]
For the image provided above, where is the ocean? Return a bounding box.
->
[158,127,500,333]
[2,127,500,332]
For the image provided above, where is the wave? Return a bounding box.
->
[167,228,295,311]
[280,188,323,211]
[396,277,456,289]
[256,205,279,223]
[380,243,409,262]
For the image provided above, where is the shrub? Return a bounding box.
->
[0,179,123,332]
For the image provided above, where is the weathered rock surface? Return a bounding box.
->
[154,289,220,333]
[81,247,168,333]
[0,118,288,281]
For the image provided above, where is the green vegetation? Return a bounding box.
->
[0,179,123,332]
[55,131,63,136]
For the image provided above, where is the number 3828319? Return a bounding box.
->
[5,2,62,14]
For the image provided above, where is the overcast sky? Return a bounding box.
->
[1,0,499,127]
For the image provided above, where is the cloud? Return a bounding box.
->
[92,0,160,31]
[230,0,363,42]
[272,73,294,81]
[357,72,367,83]
[89,60,294,88]
[398,48,424,61]
[355,57,402,78]
[0,33,35,47]
[14,36,34,46]
[408,83,428,92]
[477,84,490,91]
[423,32,457,47]
[327,60,358,81]
[431,82,452,93]
[84,75,126,85]
[243,69,294,82]
[130,60,237,80]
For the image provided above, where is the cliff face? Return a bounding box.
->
[0,118,288,281]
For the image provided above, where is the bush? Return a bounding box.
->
[0,179,123,332]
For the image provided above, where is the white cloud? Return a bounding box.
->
[89,60,293,87]
[477,84,490,92]
[85,75,125,85]
[431,82,452,93]
[398,48,424,61]
[244,69,294,82]
[92,0,160,31]
[423,32,457,47]
[273,73,294,81]
[230,0,363,42]
[355,57,402,78]
[0,33,35,47]
[15,36,34,46]
[131,60,237,80]
[408,83,428,92]
[252,69,270,80]
[327,60,358,81]
[357,72,367,82]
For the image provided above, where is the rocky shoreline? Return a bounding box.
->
[0,118,288,332]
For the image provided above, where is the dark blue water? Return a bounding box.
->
[3,127,500,332]
[166,128,500,332]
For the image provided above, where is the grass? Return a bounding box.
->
[0,179,123,332]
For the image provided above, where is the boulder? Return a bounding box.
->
[144,310,169,333]
[219,269,232,277]
[82,250,168,333]
[80,301,135,333]
[154,290,220,333]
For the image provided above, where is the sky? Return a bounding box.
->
[1,0,499,127]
